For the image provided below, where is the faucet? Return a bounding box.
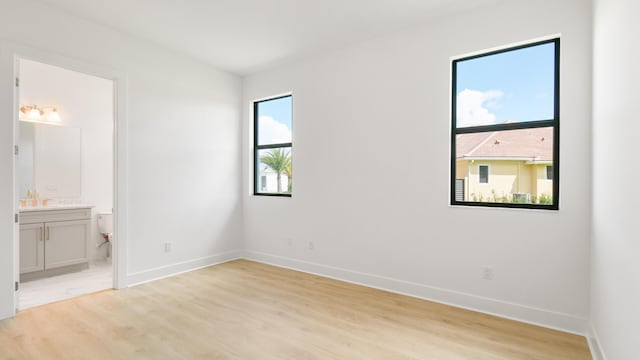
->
[27,189,38,207]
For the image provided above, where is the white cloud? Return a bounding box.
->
[456,89,503,127]
[259,116,291,144]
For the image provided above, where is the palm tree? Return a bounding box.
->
[260,148,291,193]
[284,161,292,193]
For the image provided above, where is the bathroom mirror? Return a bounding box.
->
[18,122,82,200]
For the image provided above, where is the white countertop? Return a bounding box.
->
[19,204,94,213]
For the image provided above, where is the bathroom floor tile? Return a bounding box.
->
[18,260,113,310]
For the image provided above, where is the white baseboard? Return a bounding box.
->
[126,250,243,286]
[587,322,607,360]
[242,250,589,336]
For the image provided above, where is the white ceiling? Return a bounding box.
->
[36,0,498,75]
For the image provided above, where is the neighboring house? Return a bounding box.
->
[455,127,553,203]
[258,166,289,193]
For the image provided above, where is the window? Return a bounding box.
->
[455,179,465,201]
[479,165,489,184]
[260,176,267,191]
[254,95,292,196]
[451,39,559,209]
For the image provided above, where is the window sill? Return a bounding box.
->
[253,193,292,198]
[450,201,558,211]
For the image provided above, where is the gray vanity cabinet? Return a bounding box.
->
[19,208,91,276]
[19,223,45,274]
[45,219,90,269]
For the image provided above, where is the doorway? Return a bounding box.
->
[15,58,116,310]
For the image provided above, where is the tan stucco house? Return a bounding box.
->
[455,127,554,204]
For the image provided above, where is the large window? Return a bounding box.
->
[254,95,292,196]
[451,39,559,209]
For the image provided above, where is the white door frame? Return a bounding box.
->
[2,41,128,317]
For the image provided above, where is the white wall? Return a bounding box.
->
[243,0,592,333]
[0,0,243,319]
[19,59,114,259]
[591,0,640,358]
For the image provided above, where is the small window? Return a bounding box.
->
[455,179,465,201]
[260,175,267,191]
[451,39,559,209]
[479,165,489,184]
[546,165,554,180]
[254,95,292,196]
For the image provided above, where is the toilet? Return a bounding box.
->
[97,212,113,239]
[97,212,113,258]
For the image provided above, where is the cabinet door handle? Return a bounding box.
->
[45,226,49,241]
[39,227,43,242]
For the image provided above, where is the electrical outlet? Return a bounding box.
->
[482,266,494,280]
[286,238,293,247]
[164,242,172,252]
[308,241,314,250]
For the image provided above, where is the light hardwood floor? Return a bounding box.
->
[0,259,591,360]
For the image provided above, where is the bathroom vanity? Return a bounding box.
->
[19,205,93,281]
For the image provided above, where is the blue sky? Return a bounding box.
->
[258,96,292,128]
[456,42,555,127]
[257,95,292,145]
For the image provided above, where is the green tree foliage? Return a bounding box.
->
[260,148,291,193]
[284,161,292,193]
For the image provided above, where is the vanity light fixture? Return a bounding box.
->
[19,104,62,124]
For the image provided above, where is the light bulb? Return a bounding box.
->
[47,109,61,122]
[27,107,41,121]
